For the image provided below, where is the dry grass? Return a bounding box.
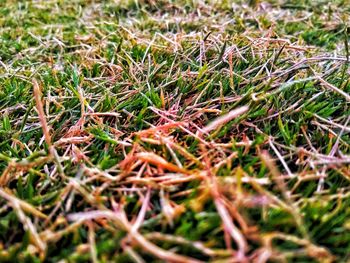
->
[0,0,349,262]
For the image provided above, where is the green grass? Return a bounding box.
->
[0,0,350,262]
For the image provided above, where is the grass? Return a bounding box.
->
[0,0,349,262]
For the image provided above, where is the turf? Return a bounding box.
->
[0,0,349,262]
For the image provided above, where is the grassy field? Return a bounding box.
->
[0,0,350,262]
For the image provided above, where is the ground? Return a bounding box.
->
[0,0,350,262]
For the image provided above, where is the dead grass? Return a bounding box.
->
[0,0,349,262]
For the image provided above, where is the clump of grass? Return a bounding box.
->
[0,0,349,262]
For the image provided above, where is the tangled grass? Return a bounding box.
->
[0,0,350,262]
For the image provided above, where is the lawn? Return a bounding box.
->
[0,0,350,262]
